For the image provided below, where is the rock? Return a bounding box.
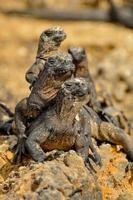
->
[97,143,133,200]
[0,157,6,170]
[6,151,13,160]
[99,143,114,168]
[0,144,9,153]
[0,175,4,183]
[117,192,133,200]
[0,151,102,200]
[0,135,17,153]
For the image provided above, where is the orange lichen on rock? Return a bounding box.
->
[6,151,13,160]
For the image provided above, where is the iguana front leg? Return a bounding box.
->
[74,118,90,162]
[25,123,50,162]
[25,30,49,85]
[13,97,42,163]
[13,98,29,163]
[26,27,66,86]
[74,109,101,166]
[26,59,45,86]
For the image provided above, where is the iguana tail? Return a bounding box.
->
[0,101,14,134]
[0,101,14,117]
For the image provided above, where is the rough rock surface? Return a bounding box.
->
[0,136,133,200]
[0,143,102,200]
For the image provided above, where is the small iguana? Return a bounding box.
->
[25,27,66,86]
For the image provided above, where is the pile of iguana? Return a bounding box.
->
[0,27,133,167]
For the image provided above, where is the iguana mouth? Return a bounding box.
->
[54,37,64,43]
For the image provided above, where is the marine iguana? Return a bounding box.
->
[68,46,101,112]
[69,46,132,135]
[0,43,132,163]
[12,47,101,163]
[13,46,133,163]
[24,77,101,166]
[84,106,133,161]
[25,27,66,86]
[13,52,75,162]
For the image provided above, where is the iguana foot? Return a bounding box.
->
[92,152,102,166]
[25,138,46,162]
[12,136,27,164]
[84,157,97,173]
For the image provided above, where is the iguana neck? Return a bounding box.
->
[74,58,89,79]
[36,37,59,60]
[55,97,80,124]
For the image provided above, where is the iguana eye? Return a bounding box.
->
[66,83,72,87]
[77,91,85,97]
[48,57,56,64]
[58,30,63,34]
[45,30,53,37]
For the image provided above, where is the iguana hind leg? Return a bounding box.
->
[98,122,133,161]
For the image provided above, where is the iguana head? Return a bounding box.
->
[68,47,87,64]
[56,78,90,119]
[37,27,67,59]
[68,47,89,78]
[44,27,67,45]
[28,52,75,111]
[60,77,90,104]
[44,52,75,84]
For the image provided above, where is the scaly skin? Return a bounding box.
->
[15,52,74,130]
[102,106,130,134]
[0,101,14,134]
[27,52,75,112]
[1,47,98,136]
[13,52,75,163]
[24,78,101,166]
[69,46,133,161]
[84,106,133,161]
[68,47,101,112]
[1,44,132,163]
[69,46,132,132]
[15,52,75,133]
[97,91,132,135]
[25,27,66,86]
